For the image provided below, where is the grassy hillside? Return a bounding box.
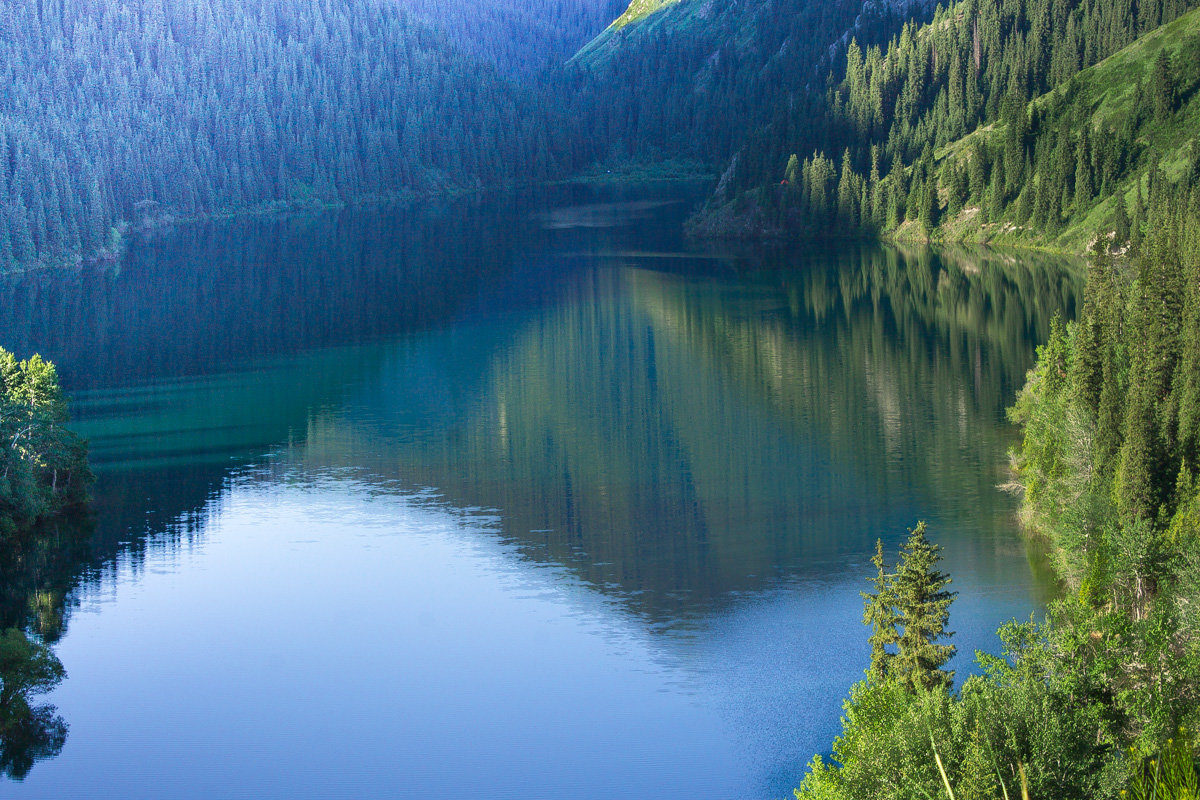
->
[936,5,1200,251]
[571,0,726,68]
[690,0,1199,254]
[609,0,685,30]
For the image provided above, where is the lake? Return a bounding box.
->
[0,185,1080,799]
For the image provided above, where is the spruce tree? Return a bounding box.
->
[1071,241,1109,417]
[1118,380,1163,520]
[892,521,956,691]
[868,145,883,225]
[1114,193,1131,245]
[1132,183,1148,251]
[987,157,1006,221]
[1074,129,1094,209]
[860,539,899,683]
[837,148,859,229]
[1151,50,1176,122]
[1175,244,1200,465]
[918,181,938,232]
[968,142,987,202]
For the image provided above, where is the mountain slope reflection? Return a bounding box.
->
[288,245,1078,620]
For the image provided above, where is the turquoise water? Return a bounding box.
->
[0,187,1080,798]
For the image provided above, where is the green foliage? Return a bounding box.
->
[794,680,956,800]
[989,180,1200,789]
[801,214,1200,794]
[0,629,64,713]
[1127,730,1200,800]
[0,348,91,536]
[857,524,956,690]
[702,0,1200,249]
[1008,313,1079,541]
[892,522,957,692]
[786,154,801,185]
[862,539,899,683]
[795,617,1120,800]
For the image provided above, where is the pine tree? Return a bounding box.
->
[987,157,1006,221]
[868,145,882,225]
[1151,50,1176,122]
[785,153,800,185]
[1043,312,1071,396]
[1016,184,1034,225]
[1113,193,1131,245]
[968,142,987,202]
[947,164,967,214]
[838,148,859,229]
[892,521,956,691]
[1132,182,1148,251]
[1095,314,1127,473]
[1074,128,1094,209]
[861,539,899,683]
[919,180,938,232]
[1118,380,1163,520]
[1070,241,1109,416]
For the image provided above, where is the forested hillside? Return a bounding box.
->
[0,0,612,271]
[401,0,626,75]
[3,0,933,272]
[563,0,925,171]
[6,0,1200,271]
[693,0,1200,251]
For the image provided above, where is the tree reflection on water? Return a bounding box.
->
[0,628,67,781]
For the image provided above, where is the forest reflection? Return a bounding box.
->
[0,237,1083,636]
[293,241,1082,619]
[0,628,67,780]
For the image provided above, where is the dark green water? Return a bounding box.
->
[0,186,1080,798]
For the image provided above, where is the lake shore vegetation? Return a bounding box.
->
[794,178,1200,799]
[0,349,91,537]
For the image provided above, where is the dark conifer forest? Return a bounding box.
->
[0,0,624,271]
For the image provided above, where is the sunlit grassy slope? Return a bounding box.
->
[610,0,685,29]
[939,5,1200,250]
[571,0,719,67]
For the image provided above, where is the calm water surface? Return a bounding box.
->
[0,186,1081,798]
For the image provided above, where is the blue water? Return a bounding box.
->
[0,186,1079,798]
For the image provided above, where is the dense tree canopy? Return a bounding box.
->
[0,0,609,270]
[0,349,90,536]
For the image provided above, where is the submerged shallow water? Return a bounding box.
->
[0,185,1080,798]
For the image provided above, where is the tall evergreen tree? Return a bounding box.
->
[1114,193,1132,245]
[1151,50,1176,121]
[1070,241,1110,417]
[785,153,801,184]
[891,521,956,691]
[861,539,899,683]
